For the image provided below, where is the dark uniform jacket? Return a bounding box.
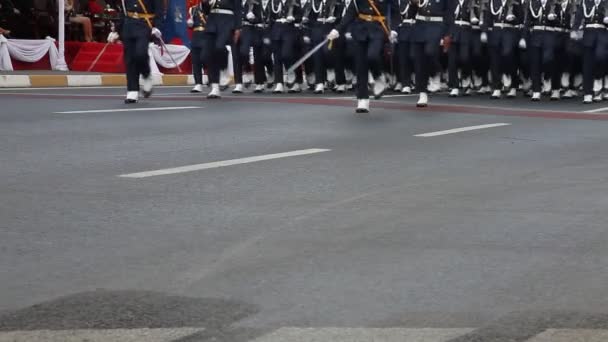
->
[574,0,608,47]
[119,0,164,39]
[397,0,418,41]
[190,3,209,47]
[336,0,399,41]
[269,0,303,40]
[484,0,524,47]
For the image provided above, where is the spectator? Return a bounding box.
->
[66,0,92,41]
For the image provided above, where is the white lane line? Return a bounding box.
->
[414,123,511,137]
[55,106,202,114]
[583,107,608,113]
[119,148,331,178]
[0,328,204,342]
[252,328,475,342]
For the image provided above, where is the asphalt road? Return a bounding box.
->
[1,86,608,341]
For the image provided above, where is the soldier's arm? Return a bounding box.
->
[390,0,400,30]
[235,0,243,27]
[572,0,583,29]
[443,0,455,36]
[335,0,356,32]
[152,0,164,28]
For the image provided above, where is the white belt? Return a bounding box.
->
[402,18,415,24]
[454,20,470,26]
[276,18,288,23]
[316,18,334,23]
[415,15,443,22]
[586,23,606,29]
[211,9,234,15]
[244,22,267,28]
[493,22,520,28]
[532,25,565,32]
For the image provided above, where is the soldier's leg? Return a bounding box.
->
[367,37,384,79]
[354,38,370,112]
[272,39,285,90]
[447,42,459,91]
[530,45,542,94]
[460,41,472,90]
[333,37,347,88]
[191,46,204,92]
[489,45,502,96]
[134,34,151,80]
[123,37,139,92]
[582,46,594,98]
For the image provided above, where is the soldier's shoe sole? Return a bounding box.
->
[416,103,428,108]
[143,91,152,98]
[190,90,202,93]
[124,99,138,104]
[355,108,369,114]
[232,90,243,94]
[207,95,221,99]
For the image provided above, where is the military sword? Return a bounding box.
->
[286,37,329,73]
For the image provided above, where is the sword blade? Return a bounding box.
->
[87,42,111,72]
[286,37,329,74]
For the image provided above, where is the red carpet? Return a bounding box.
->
[70,42,125,73]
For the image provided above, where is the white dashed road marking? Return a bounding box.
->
[583,107,608,113]
[55,106,202,114]
[251,328,475,342]
[414,123,511,137]
[119,148,331,178]
[0,328,204,342]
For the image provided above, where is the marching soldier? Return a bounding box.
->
[236,0,273,93]
[107,0,164,104]
[269,0,303,93]
[525,0,568,100]
[572,0,608,103]
[201,0,242,98]
[447,0,474,97]
[188,0,210,93]
[470,0,492,94]
[483,0,525,99]
[329,0,399,113]
[396,0,417,94]
[411,0,453,106]
[305,0,347,93]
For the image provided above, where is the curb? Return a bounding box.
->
[0,74,195,88]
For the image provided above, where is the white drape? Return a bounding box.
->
[0,37,62,71]
[149,43,191,69]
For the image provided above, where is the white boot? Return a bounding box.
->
[550,90,561,100]
[125,91,139,104]
[416,92,428,107]
[531,92,541,101]
[542,79,552,94]
[428,75,441,92]
[561,73,570,89]
[254,84,265,93]
[207,83,221,99]
[373,75,387,99]
[563,89,575,98]
[449,88,460,97]
[478,85,491,94]
[356,99,370,113]
[503,75,512,89]
[394,82,403,92]
[491,89,501,99]
[594,79,603,93]
[402,86,412,94]
[191,84,203,93]
[335,84,346,93]
[232,83,244,94]
[142,75,153,98]
[273,83,285,94]
[583,94,593,103]
[593,92,603,102]
[288,83,302,93]
[314,83,325,94]
[507,88,517,98]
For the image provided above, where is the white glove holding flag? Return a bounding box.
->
[518,38,526,49]
[246,11,256,20]
[327,29,340,40]
[151,27,162,39]
[389,30,398,44]
[107,31,120,43]
[480,32,488,43]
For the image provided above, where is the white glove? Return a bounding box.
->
[327,28,340,40]
[345,32,353,40]
[286,15,295,22]
[480,32,488,43]
[506,14,515,22]
[518,38,526,49]
[187,18,194,27]
[389,30,398,43]
[471,16,479,25]
[263,37,271,45]
[326,16,337,23]
[604,16,608,24]
[302,16,309,23]
[14,8,20,15]
[246,11,256,20]
[547,13,556,20]
[303,35,311,44]
[570,30,582,40]
[107,31,120,43]
[151,27,162,38]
